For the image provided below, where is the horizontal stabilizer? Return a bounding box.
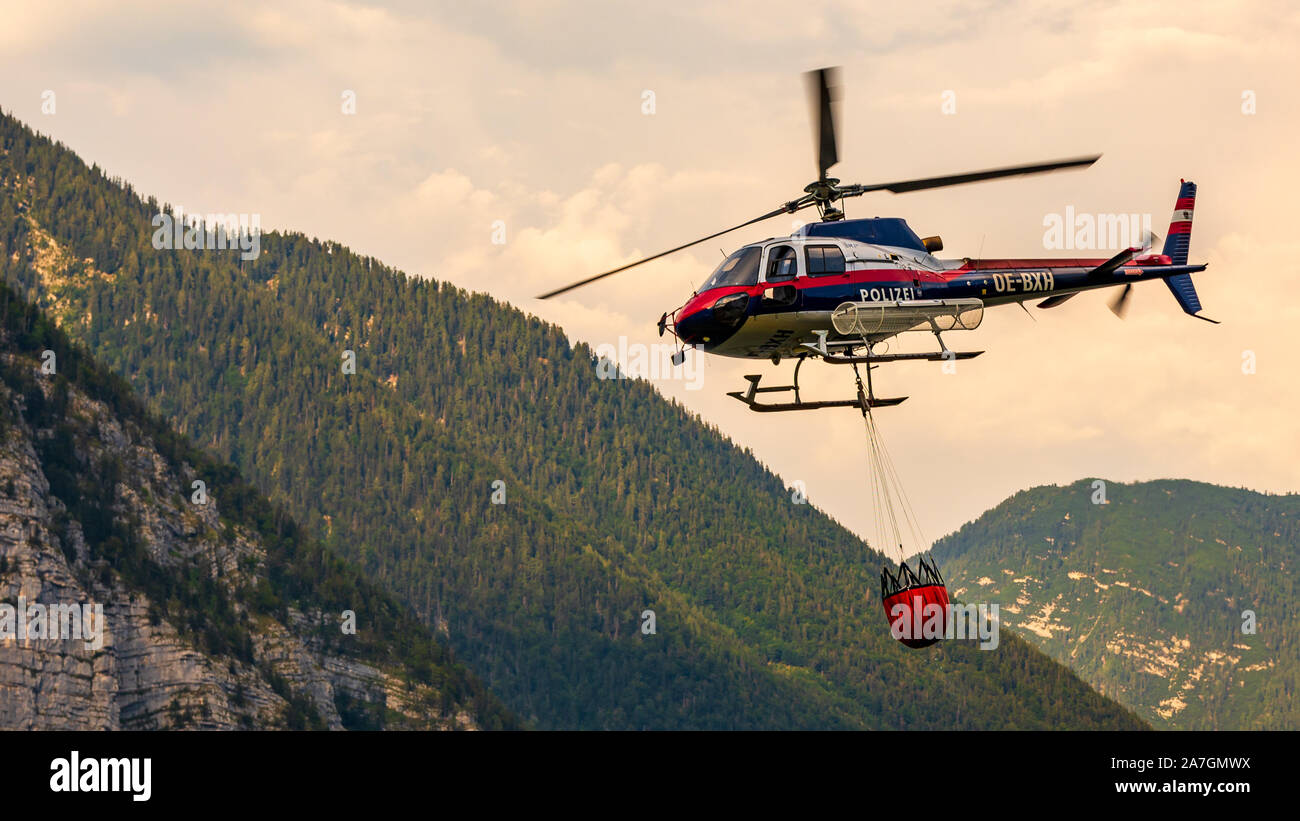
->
[1036,293,1077,309]
[1086,247,1138,280]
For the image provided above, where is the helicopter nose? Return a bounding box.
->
[675,292,750,346]
[674,308,713,344]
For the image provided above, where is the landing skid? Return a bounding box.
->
[728,330,981,414]
[727,373,907,412]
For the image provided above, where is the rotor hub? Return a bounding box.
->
[803,178,848,220]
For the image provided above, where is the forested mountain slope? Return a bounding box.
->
[933,479,1299,729]
[0,110,1144,729]
[0,280,515,729]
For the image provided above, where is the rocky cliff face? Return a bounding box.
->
[0,292,513,729]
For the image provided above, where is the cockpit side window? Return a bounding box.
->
[765,245,798,282]
[806,245,847,276]
[699,245,762,292]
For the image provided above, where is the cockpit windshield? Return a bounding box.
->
[699,245,761,292]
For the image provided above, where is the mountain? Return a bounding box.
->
[0,109,1144,729]
[932,478,1300,730]
[0,280,516,729]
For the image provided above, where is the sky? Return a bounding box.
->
[2,0,1297,549]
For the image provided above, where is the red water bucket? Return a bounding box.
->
[880,556,950,649]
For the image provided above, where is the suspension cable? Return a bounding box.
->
[853,363,928,564]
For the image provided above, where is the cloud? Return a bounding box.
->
[2,0,1297,544]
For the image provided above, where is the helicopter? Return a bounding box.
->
[538,68,1212,412]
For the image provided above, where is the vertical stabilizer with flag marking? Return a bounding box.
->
[1163,180,1196,264]
[1161,180,1216,322]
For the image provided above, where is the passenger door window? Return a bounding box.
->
[806,245,847,276]
[766,245,799,282]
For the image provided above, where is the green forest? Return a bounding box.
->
[0,109,1144,730]
[933,478,1300,729]
[0,277,517,729]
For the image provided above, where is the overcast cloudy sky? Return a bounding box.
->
[3,0,1297,548]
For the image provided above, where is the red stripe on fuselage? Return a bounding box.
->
[673,257,1120,323]
[835,268,921,284]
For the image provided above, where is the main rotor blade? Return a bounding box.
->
[852,155,1101,195]
[536,201,807,300]
[806,67,841,181]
